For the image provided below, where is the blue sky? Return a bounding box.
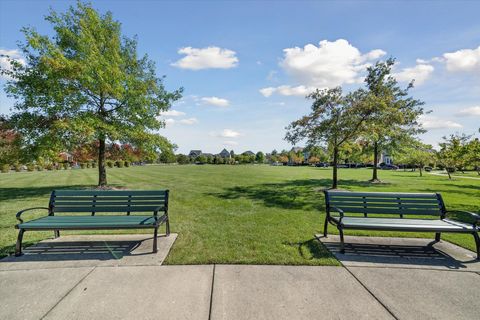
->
[1,0,479,154]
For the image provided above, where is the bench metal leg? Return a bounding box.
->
[15,229,25,256]
[323,216,328,237]
[153,227,158,253]
[473,232,480,260]
[435,232,441,242]
[54,230,60,238]
[338,227,345,254]
[165,217,170,236]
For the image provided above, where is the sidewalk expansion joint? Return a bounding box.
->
[343,265,399,320]
[40,266,97,320]
[208,264,216,320]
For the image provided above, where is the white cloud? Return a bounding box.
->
[456,106,480,117]
[201,96,230,107]
[0,48,25,79]
[419,115,463,130]
[280,39,386,87]
[223,140,238,147]
[394,63,434,85]
[442,46,480,73]
[259,85,316,97]
[160,109,186,117]
[171,46,238,70]
[211,129,242,138]
[164,118,176,126]
[179,117,198,125]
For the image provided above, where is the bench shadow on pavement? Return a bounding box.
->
[0,236,164,263]
[316,235,477,270]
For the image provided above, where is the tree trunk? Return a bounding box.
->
[98,138,107,186]
[446,170,451,180]
[370,141,380,182]
[419,167,423,177]
[332,145,338,189]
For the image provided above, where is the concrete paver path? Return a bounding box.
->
[1,235,479,320]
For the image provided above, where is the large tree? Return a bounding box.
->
[285,87,372,189]
[362,58,425,182]
[1,2,181,185]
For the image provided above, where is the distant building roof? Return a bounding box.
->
[219,148,230,157]
[189,150,202,157]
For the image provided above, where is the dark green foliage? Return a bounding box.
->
[176,154,189,164]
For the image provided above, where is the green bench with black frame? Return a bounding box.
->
[14,190,170,256]
[323,191,480,259]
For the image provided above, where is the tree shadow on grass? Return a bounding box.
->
[0,184,125,202]
[209,178,384,211]
[283,238,336,260]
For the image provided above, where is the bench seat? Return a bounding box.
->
[333,217,477,233]
[17,215,165,230]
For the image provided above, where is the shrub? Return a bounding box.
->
[80,163,86,169]
[63,162,70,170]
[86,162,91,168]
[106,160,114,168]
[45,163,54,170]
[37,165,44,171]
[14,163,22,172]
[124,160,130,167]
[27,164,35,171]
[91,161,97,168]
[1,164,10,173]
[116,160,124,168]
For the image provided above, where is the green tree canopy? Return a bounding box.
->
[437,133,471,179]
[255,151,265,163]
[396,139,434,176]
[1,2,182,185]
[362,58,425,182]
[285,87,373,188]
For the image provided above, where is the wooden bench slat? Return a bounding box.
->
[53,196,166,201]
[54,190,168,196]
[53,206,165,213]
[331,203,441,210]
[17,215,162,229]
[334,207,441,215]
[329,198,440,204]
[53,201,165,206]
[327,191,438,198]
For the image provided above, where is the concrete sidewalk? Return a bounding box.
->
[2,264,479,320]
[1,235,480,320]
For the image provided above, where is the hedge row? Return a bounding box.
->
[1,160,131,173]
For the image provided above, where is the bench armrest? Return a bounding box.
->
[16,207,50,224]
[153,206,167,215]
[446,210,480,226]
[329,206,344,222]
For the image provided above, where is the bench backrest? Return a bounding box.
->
[324,191,445,218]
[49,190,169,215]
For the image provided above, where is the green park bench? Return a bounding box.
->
[323,191,480,259]
[14,190,170,256]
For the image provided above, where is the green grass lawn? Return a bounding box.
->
[0,165,479,265]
